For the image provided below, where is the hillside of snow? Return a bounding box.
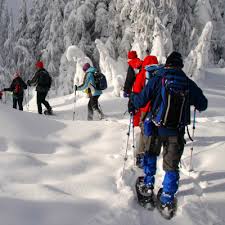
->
[0,68,225,225]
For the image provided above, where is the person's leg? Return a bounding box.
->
[18,97,23,111]
[160,136,184,204]
[36,92,43,114]
[41,92,52,112]
[92,95,104,119]
[13,97,17,109]
[143,136,162,187]
[88,97,94,120]
[136,112,147,167]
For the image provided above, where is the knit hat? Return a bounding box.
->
[127,51,137,60]
[82,63,91,72]
[166,52,184,68]
[35,61,44,69]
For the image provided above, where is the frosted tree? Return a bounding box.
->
[13,0,31,79]
[0,0,10,69]
[184,21,213,80]
[16,0,28,37]
[39,0,66,91]
[3,9,16,82]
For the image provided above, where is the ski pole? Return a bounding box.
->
[132,114,136,167]
[4,91,7,104]
[27,86,30,111]
[122,114,132,177]
[72,89,77,121]
[189,108,197,172]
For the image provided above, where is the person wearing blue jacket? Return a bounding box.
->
[75,63,104,120]
[128,52,208,214]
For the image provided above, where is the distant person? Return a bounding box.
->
[27,61,53,115]
[2,71,27,110]
[75,63,104,121]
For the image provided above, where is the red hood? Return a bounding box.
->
[142,55,158,67]
[128,58,143,69]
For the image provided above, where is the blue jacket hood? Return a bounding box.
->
[86,67,97,73]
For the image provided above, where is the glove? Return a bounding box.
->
[123,91,130,98]
[74,85,78,91]
[27,80,31,86]
[128,98,136,115]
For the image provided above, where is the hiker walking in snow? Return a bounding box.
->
[123,51,143,98]
[27,61,53,115]
[75,63,104,121]
[129,52,208,218]
[2,71,27,111]
[123,51,143,127]
[132,55,159,168]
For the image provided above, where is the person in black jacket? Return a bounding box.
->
[123,51,142,97]
[3,72,27,110]
[27,61,52,115]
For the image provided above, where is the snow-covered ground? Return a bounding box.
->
[0,68,225,225]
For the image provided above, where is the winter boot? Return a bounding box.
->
[135,176,155,210]
[94,109,104,120]
[156,188,177,220]
[44,107,53,115]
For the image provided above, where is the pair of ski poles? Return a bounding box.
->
[122,113,136,177]
[122,108,197,177]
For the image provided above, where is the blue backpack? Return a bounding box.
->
[151,68,189,129]
[93,71,107,90]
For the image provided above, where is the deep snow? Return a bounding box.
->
[0,68,225,225]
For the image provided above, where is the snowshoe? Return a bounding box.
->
[135,176,155,210]
[156,188,177,220]
[44,109,54,116]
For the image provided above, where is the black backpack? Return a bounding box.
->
[151,68,189,129]
[38,69,52,89]
[93,71,107,90]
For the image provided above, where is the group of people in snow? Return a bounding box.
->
[123,50,207,216]
[0,49,208,216]
[0,60,105,119]
[1,61,52,115]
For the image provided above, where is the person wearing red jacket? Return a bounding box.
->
[132,55,159,167]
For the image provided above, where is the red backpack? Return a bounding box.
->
[14,82,22,94]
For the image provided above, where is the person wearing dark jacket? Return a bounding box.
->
[3,72,27,110]
[123,51,143,97]
[128,52,208,214]
[27,61,52,115]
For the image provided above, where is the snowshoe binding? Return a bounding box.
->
[135,176,155,210]
[156,188,177,220]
